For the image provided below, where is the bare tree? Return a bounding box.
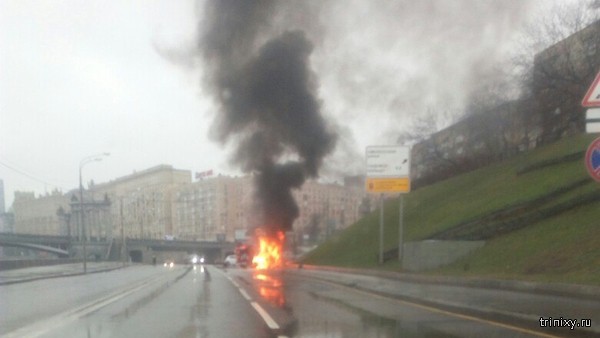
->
[400,2,599,187]
[397,107,470,186]
[512,0,599,91]
[506,1,600,143]
[396,107,459,145]
[464,62,522,116]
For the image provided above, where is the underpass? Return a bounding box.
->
[0,232,235,265]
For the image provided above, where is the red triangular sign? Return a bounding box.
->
[582,71,600,108]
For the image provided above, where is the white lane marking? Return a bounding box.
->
[218,268,282,332]
[4,270,179,338]
[226,276,240,288]
[251,302,280,330]
[238,288,252,301]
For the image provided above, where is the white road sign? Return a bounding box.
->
[366,145,410,178]
[586,109,600,133]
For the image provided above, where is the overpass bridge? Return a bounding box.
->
[121,238,235,264]
[0,233,70,257]
[0,233,235,264]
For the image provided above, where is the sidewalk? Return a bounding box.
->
[292,265,600,336]
[0,262,126,285]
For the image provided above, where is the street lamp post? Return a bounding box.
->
[79,153,109,274]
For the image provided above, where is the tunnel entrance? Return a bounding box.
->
[129,250,143,263]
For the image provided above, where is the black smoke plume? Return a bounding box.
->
[200,1,336,235]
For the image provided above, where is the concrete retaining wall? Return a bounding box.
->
[403,240,485,271]
[0,258,80,271]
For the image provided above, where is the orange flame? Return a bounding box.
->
[252,230,285,270]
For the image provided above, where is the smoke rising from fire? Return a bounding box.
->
[149,0,541,232]
[200,1,336,234]
[153,1,535,179]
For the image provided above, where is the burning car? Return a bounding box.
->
[252,230,285,270]
[232,229,286,270]
[235,243,253,268]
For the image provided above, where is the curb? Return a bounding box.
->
[298,264,600,302]
[291,266,600,336]
[0,265,127,286]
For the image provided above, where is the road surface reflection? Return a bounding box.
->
[253,271,286,307]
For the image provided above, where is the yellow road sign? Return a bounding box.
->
[366,177,410,193]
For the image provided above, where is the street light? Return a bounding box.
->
[80,152,110,274]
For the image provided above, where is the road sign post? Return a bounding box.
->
[398,194,404,262]
[366,145,410,266]
[379,194,384,264]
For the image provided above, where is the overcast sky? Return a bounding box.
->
[0,0,580,209]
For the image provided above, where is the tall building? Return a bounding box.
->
[292,180,366,244]
[174,175,253,241]
[0,179,5,214]
[174,175,369,243]
[66,193,113,241]
[13,190,70,235]
[90,165,191,239]
[0,212,14,233]
[0,179,14,232]
[9,165,369,243]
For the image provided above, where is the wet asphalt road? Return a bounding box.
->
[0,264,589,337]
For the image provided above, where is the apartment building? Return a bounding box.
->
[173,175,368,243]
[9,165,368,242]
[90,165,191,239]
[0,179,5,214]
[174,175,253,241]
[292,180,365,243]
[12,190,70,235]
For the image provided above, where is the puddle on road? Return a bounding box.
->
[107,267,193,323]
[177,265,213,338]
[285,290,459,338]
[245,271,458,337]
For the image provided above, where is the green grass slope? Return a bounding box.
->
[303,134,600,285]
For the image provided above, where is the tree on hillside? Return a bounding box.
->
[512,0,599,93]
[396,107,463,168]
[470,1,599,154]
[464,62,522,117]
[396,107,458,145]
[397,1,599,186]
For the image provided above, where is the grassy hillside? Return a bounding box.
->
[303,134,600,285]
